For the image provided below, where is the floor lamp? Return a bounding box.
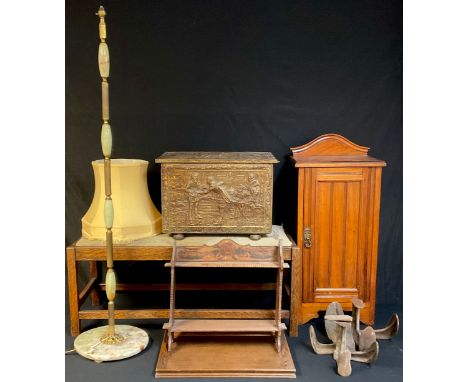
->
[73,6,150,362]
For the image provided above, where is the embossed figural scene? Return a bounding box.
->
[156,152,278,238]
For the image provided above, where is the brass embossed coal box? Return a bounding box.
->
[155,152,278,237]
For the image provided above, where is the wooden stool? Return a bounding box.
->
[66,225,300,337]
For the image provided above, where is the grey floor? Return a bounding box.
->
[65,304,402,382]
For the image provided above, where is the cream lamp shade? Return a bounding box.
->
[82,159,162,242]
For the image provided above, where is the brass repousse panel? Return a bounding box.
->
[160,162,274,234]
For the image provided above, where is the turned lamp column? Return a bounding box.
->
[73,7,149,361]
[97,6,120,343]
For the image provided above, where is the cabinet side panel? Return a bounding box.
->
[296,168,305,306]
[368,167,382,312]
[302,168,312,301]
[296,169,304,250]
[357,168,370,301]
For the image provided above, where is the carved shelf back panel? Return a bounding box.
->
[175,240,278,262]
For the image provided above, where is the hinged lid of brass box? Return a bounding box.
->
[155,152,278,236]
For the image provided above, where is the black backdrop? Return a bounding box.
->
[66,0,402,305]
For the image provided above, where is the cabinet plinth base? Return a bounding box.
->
[300,302,375,326]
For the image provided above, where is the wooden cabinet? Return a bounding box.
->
[291,134,386,325]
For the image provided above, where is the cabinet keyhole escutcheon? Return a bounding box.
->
[304,227,311,249]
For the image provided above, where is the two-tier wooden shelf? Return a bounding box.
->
[155,237,296,378]
[163,239,289,352]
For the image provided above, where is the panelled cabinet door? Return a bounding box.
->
[302,167,369,303]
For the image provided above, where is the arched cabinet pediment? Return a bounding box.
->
[291,134,369,157]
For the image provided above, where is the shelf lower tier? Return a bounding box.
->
[163,319,286,333]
